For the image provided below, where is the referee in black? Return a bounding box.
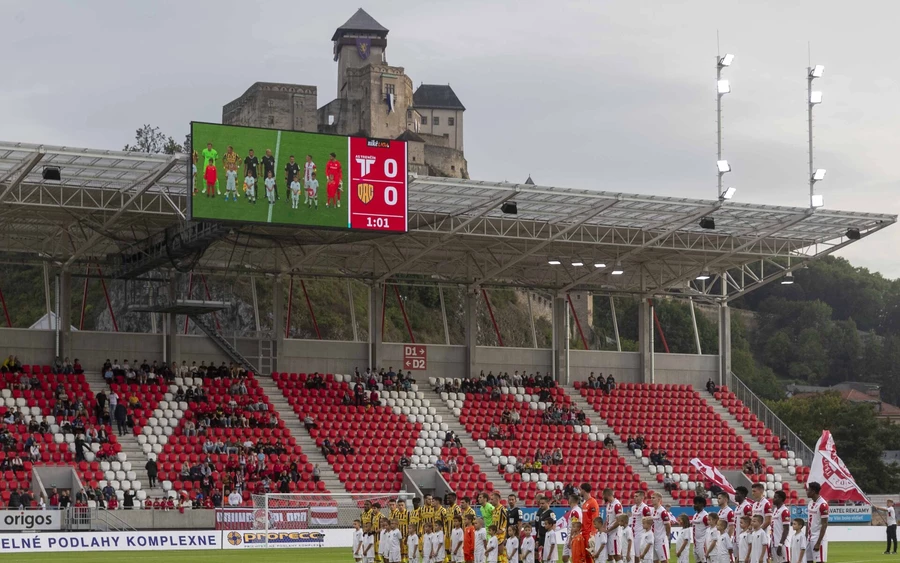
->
[507,494,523,535]
[244,149,259,178]
[534,494,552,551]
[261,149,277,200]
[284,155,300,204]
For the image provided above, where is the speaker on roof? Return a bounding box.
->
[501,202,518,215]
[42,166,61,181]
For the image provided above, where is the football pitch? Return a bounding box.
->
[189,122,348,229]
[0,543,887,562]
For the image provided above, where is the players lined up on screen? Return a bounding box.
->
[191,144,344,207]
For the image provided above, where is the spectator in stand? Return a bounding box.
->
[399,455,411,471]
[59,491,71,511]
[337,438,355,455]
[184,420,197,437]
[663,474,676,492]
[321,439,335,456]
[449,458,458,473]
[303,414,317,431]
[227,489,242,507]
[435,458,450,473]
[8,488,21,510]
[48,487,60,510]
[603,435,616,450]
[754,458,763,474]
[605,374,616,391]
[552,449,563,465]
[146,457,158,488]
[73,358,83,375]
[742,459,755,475]
[780,437,789,451]
[312,464,321,483]
[114,402,127,436]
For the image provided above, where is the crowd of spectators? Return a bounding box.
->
[434,370,556,395]
[584,372,617,393]
[541,403,586,426]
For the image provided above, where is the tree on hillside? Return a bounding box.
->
[769,392,900,493]
[124,124,187,155]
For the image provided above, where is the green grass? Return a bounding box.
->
[190,122,348,229]
[0,543,888,562]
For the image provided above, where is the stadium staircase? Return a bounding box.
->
[564,386,666,497]
[189,314,258,374]
[82,372,163,498]
[420,386,514,499]
[256,376,348,494]
[707,393,789,481]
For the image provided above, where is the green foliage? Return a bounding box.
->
[124,124,185,154]
[769,392,900,493]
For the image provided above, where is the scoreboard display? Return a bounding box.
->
[188,122,408,233]
[348,136,408,232]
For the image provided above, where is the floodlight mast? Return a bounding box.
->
[716,54,733,199]
[808,64,824,208]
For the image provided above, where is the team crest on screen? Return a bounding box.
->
[357,183,374,204]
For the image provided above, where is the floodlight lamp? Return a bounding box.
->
[719,54,735,67]
[548,259,561,265]
[717,80,731,95]
[571,261,584,267]
[716,160,731,173]
[810,91,823,105]
[846,228,861,240]
[696,270,711,281]
[811,194,825,208]
[810,65,825,78]
[722,187,737,200]
[611,262,624,275]
[812,168,826,181]
[781,272,795,285]
[593,262,606,269]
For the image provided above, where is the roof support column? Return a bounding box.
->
[638,297,653,384]
[718,297,731,387]
[552,294,568,384]
[465,289,477,379]
[273,275,285,367]
[58,271,72,361]
[165,277,179,365]
[369,282,384,371]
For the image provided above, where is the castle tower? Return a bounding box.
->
[332,8,389,99]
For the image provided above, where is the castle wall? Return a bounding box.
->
[222,84,318,133]
[424,144,468,178]
[416,108,464,152]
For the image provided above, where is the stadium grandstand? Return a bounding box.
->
[0,139,893,539]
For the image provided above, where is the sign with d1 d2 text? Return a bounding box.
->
[403,345,427,370]
[0,510,61,531]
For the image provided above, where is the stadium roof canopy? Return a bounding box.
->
[0,141,894,303]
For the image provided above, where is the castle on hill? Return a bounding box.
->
[222,8,468,179]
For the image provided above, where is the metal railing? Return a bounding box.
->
[726,371,815,467]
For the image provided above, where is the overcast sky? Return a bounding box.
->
[2,0,898,276]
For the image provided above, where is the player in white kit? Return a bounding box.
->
[790,518,808,563]
[750,483,773,533]
[451,518,464,563]
[474,519,487,563]
[244,173,256,203]
[362,522,375,563]
[629,491,651,542]
[589,518,607,563]
[387,519,403,563]
[771,490,791,563]
[690,495,711,563]
[637,517,655,563]
[305,172,319,208]
[520,523,536,563]
[225,165,238,202]
[562,494,582,562]
[290,176,302,209]
[506,525,520,563]
[353,519,364,562]
[408,528,420,563]
[264,172,276,205]
[541,519,558,562]
[648,492,671,563]
[712,519,733,563]
[674,514,692,563]
[716,492,735,538]
[603,489,624,561]
[748,515,767,563]
[806,481,829,562]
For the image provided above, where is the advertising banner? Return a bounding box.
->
[0,531,221,553]
[0,510,62,531]
[223,528,353,549]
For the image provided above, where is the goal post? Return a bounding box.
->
[249,492,415,548]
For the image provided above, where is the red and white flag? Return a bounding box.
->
[807,430,868,503]
[690,458,736,498]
